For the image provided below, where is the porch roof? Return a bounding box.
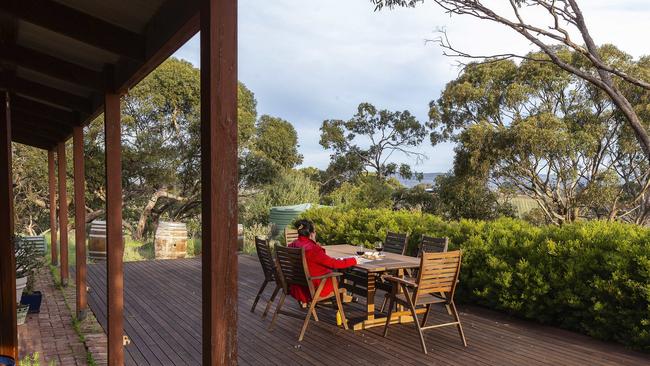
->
[0,0,201,150]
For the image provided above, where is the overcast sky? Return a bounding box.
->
[173,0,650,172]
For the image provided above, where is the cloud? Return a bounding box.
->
[173,0,649,171]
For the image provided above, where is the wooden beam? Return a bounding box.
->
[12,109,76,129]
[73,126,87,319]
[11,121,68,142]
[200,0,238,364]
[11,95,77,124]
[11,129,58,150]
[11,115,72,140]
[49,150,58,266]
[1,0,145,60]
[105,91,124,366]
[115,0,200,93]
[0,45,105,91]
[10,77,92,115]
[0,91,17,362]
[57,142,69,286]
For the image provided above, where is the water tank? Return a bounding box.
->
[269,203,315,237]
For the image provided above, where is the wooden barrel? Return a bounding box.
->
[155,221,188,259]
[88,220,107,261]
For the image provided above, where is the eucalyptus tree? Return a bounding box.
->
[320,102,428,185]
[430,48,650,224]
[372,0,650,162]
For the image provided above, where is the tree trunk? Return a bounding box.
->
[134,189,165,241]
[134,188,187,240]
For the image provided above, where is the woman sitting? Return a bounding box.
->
[288,219,357,304]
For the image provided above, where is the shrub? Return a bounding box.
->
[300,207,650,350]
[240,170,319,225]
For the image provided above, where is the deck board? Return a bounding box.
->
[85,255,650,365]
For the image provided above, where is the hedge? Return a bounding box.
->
[300,207,650,351]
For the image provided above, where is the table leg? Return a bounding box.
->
[366,272,376,321]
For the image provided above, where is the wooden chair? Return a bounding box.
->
[284,228,299,245]
[251,237,280,318]
[269,246,349,341]
[382,250,466,354]
[374,231,409,305]
[418,236,449,257]
[384,231,409,255]
[380,236,449,312]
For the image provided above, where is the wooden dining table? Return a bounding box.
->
[324,244,422,330]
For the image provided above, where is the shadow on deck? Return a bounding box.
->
[85,256,648,365]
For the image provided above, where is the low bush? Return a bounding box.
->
[300,207,650,350]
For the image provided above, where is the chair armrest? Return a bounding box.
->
[382,275,417,288]
[310,272,343,280]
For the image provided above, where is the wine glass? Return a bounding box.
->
[356,244,365,256]
[374,241,384,255]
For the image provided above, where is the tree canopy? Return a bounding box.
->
[430,48,650,224]
[320,102,428,186]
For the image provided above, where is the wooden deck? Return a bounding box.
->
[85,256,649,365]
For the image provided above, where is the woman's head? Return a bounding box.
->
[294,219,315,237]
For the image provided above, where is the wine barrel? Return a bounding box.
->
[88,220,107,261]
[155,221,188,259]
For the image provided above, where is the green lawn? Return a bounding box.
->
[43,231,202,266]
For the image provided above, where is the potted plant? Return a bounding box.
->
[20,275,43,314]
[15,236,45,313]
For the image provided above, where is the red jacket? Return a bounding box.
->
[288,236,357,303]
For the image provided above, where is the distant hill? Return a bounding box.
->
[394,172,445,188]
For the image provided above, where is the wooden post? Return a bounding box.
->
[0,91,17,361]
[57,142,69,285]
[200,0,238,364]
[48,149,58,265]
[105,91,124,366]
[73,125,87,319]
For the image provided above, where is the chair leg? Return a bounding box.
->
[262,285,280,319]
[251,279,269,313]
[450,301,467,347]
[380,294,389,313]
[382,295,395,338]
[299,281,326,341]
[311,307,319,322]
[268,292,286,331]
[332,277,349,330]
[421,304,431,327]
[440,292,452,315]
[402,288,427,355]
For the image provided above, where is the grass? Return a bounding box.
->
[43,231,202,264]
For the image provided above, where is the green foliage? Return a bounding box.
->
[242,223,276,255]
[432,173,515,220]
[301,207,650,350]
[254,115,303,169]
[324,175,401,209]
[241,171,320,226]
[429,48,650,225]
[240,115,303,188]
[392,184,436,213]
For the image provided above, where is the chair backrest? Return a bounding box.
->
[415,250,462,302]
[274,245,310,293]
[254,237,276,281]
[384,231,408,255]
[418,236,448,257]
[284,228,299,245]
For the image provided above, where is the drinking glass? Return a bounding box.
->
[356,245,365,256]
[374,241,384,255]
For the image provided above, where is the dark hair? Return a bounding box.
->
[294,219,315,237]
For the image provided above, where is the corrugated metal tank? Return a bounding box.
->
[269,203,315,237]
